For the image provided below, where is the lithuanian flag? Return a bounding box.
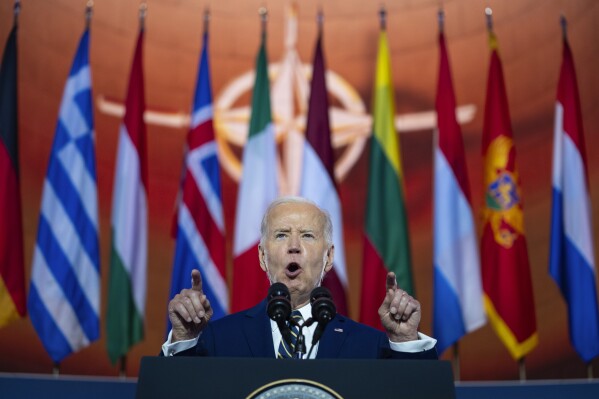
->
[359,29,413,329]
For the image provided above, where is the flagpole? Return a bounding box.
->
[379,5,386,31]
[119,355,126,378]
[53,362,60,377]
[485,6,493,33]
[13,0,20,27]
[317,6,324,35]
[453,343,461,381]
[85,0,93,29]
[139,1,147,31]
[259,6,267,36]
[518,357,526,381]
[204,6,210,36]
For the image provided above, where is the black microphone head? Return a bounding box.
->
[267,282,291,323]
[310,286,336,324]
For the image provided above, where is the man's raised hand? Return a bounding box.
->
[378,272,421,342]
[168,269,213,343]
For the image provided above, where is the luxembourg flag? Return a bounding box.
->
[168,30,228,330]
[549,33,599,363]
[432,29,485,354]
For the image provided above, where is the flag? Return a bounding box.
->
[106,30,147,363]
[481,32,537,360]
[549,35,599,363]
[231,30,279,312]
[432,30,486,354]
[299,29,349,315]
[28,30,100,362]
[0,24,26,328]
[168,30,228,333]
[359,30,413,329]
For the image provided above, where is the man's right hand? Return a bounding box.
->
[168,269,213,343]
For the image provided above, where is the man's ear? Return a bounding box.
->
[324,244,334,273]
[258,245,268,272]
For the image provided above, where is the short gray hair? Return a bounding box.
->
[260,196,333,247]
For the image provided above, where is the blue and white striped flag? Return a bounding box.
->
[28,30,100,362]
[549,35,599,363]
[167,30,228,333]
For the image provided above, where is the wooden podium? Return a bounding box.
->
[136,357,455,398]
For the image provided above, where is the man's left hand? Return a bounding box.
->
[378,272,420,342]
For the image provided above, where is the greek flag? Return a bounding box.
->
[28,30,100,362]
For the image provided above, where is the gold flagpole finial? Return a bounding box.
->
[259,6,268,35]
[560,14,567,41]
[379,5,387,31]
[203,7,210,36]
[13,0,21,27]
[139,2,148,31]
[85,1,94,29]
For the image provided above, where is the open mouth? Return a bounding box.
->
[285,262,302,278]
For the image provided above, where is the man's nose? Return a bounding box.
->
[287,235,301,253]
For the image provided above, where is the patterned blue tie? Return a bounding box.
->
[277,310,304,359]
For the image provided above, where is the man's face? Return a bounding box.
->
[259,202,334,308]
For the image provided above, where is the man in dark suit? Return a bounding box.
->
[162,197,437,359]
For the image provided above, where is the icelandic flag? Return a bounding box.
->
[168,31,228,331]
[432,30,485,354]
[549,36,599,363]
[28,30,100,362]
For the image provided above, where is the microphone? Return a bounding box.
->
[266,283,292,346]
[310,286,336,346]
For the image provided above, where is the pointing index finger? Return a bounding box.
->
[191,269,203,292]
[386,272,397,291]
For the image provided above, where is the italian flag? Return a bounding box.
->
[231,30,279,312]
[360,30,413,330]
[106,30,147,364]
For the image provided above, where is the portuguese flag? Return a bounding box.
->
[359,30,413,330]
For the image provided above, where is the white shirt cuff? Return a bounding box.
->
[161,330,201,357]
[389,332,437,353]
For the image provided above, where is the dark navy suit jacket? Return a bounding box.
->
[177,300,437,360]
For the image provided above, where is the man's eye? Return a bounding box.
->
[303,233,315,239]
[275,233,287,239]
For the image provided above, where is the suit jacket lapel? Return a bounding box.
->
[315,315,348,358]
[243,300,275,358]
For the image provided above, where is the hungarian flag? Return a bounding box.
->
[168,30,228,334]
[299,28,348,315]
[0,24,26,328]
[360,30,413,329]
[480,32,537,360]
[28,29,100,362]
[106,30,147,364]
[433,30,485,354]
[231,30,278,312]
[549,34,599,363]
